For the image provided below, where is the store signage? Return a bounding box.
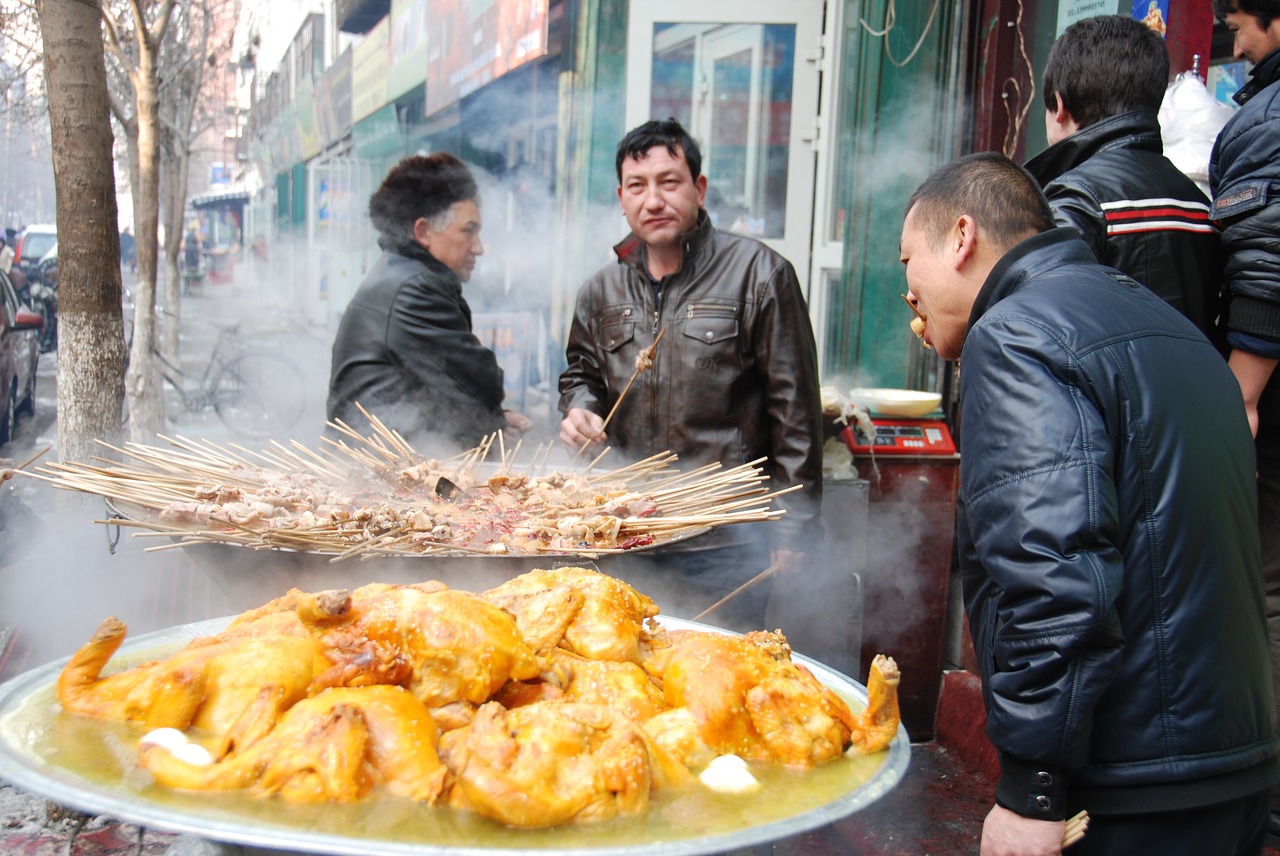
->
[425,0,549,116]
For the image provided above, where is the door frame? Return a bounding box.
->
[624,0,827,299]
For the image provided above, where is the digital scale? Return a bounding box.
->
[839,418,956,456]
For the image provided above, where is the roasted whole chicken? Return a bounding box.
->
[481,566,660,663]
[642,629,858,767]
[438,700,691,827]
[141,685,448,803]
[55,567,901,828]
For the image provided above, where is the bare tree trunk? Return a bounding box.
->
[124,1,165,442]
[37,0,126,465]
[159,140,188,361]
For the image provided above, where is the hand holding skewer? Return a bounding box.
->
[571,325,668,461]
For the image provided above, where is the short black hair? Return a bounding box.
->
[1042,15,1169,127]
[615,118,702,184]
[368,153,477,241]
[905,152,1055,254]
[1215,0,1280,27]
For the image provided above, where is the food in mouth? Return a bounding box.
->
[902,294,932,349]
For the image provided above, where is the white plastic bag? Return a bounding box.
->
[1159,71,1236,193]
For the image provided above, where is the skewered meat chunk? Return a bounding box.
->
[438,700,691,827]
[140,685,448,804]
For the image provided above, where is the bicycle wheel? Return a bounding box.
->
[212,351,307,440]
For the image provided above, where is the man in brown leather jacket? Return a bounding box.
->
[558,118,823,631]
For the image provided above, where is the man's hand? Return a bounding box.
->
[503,410,533,434]
[1227,349,1278,439]
[771,549,803,576]
[560,407,606,451]
[981,804,1065,856]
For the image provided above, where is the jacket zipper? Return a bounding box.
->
[686,303,739,318]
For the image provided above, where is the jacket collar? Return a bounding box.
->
[378,234,455,278]
[1024,110,1162,184]
[613,211,715,280]
[966,228,1097,334]
[1235,47,1280,106]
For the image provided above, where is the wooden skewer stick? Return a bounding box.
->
[692,560,782,622]
[573,325,669,462]
[901,293,924,320]
[1061,809,1089,849]
[13,445,51,471]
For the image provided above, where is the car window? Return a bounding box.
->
[23,234,56,260]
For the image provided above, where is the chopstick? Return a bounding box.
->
[692,560,781,622]
[1062,809,1089,849]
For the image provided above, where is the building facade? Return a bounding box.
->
[236,0,1218,396]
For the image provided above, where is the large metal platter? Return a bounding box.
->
[0,616,909,856]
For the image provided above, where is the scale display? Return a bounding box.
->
[840,419,956,456]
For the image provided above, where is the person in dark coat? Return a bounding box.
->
[326,153,530,451]
[902,152,1278,856]
[1024,14,1223,342]
[1210,0,1280,840]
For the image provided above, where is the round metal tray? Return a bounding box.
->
[0,616,908,855]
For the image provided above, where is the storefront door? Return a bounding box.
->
[625,0,825,296]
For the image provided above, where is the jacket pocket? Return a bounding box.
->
[682,303,741,347]
[601,319,636,353]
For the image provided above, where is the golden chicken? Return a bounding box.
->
[482,566,659,663]
[438,700,691,827]
[317,585,543,711]
[58,617,320,744]
[850,654,901,754]
[642,630,859,767]
[140,685,448,803]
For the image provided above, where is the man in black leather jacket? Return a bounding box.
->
[1211,0,1280,839]
[327,153,530,450]
[1024,15,1222,341]
[558,119,823,632]
[903,152,1277,855]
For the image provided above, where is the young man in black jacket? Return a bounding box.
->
[1025,14,1223,341]
[1211,0,1280,840]
[903,151,1278,856]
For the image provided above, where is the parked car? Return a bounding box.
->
[12,225,56,277]
[0,267,41,446]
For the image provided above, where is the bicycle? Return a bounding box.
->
[125,319,307,440]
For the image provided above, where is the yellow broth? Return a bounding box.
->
[0,646,890,850]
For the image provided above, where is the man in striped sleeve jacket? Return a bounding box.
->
[1025,14,1223,343]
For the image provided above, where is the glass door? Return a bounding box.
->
[626,0,824,296]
